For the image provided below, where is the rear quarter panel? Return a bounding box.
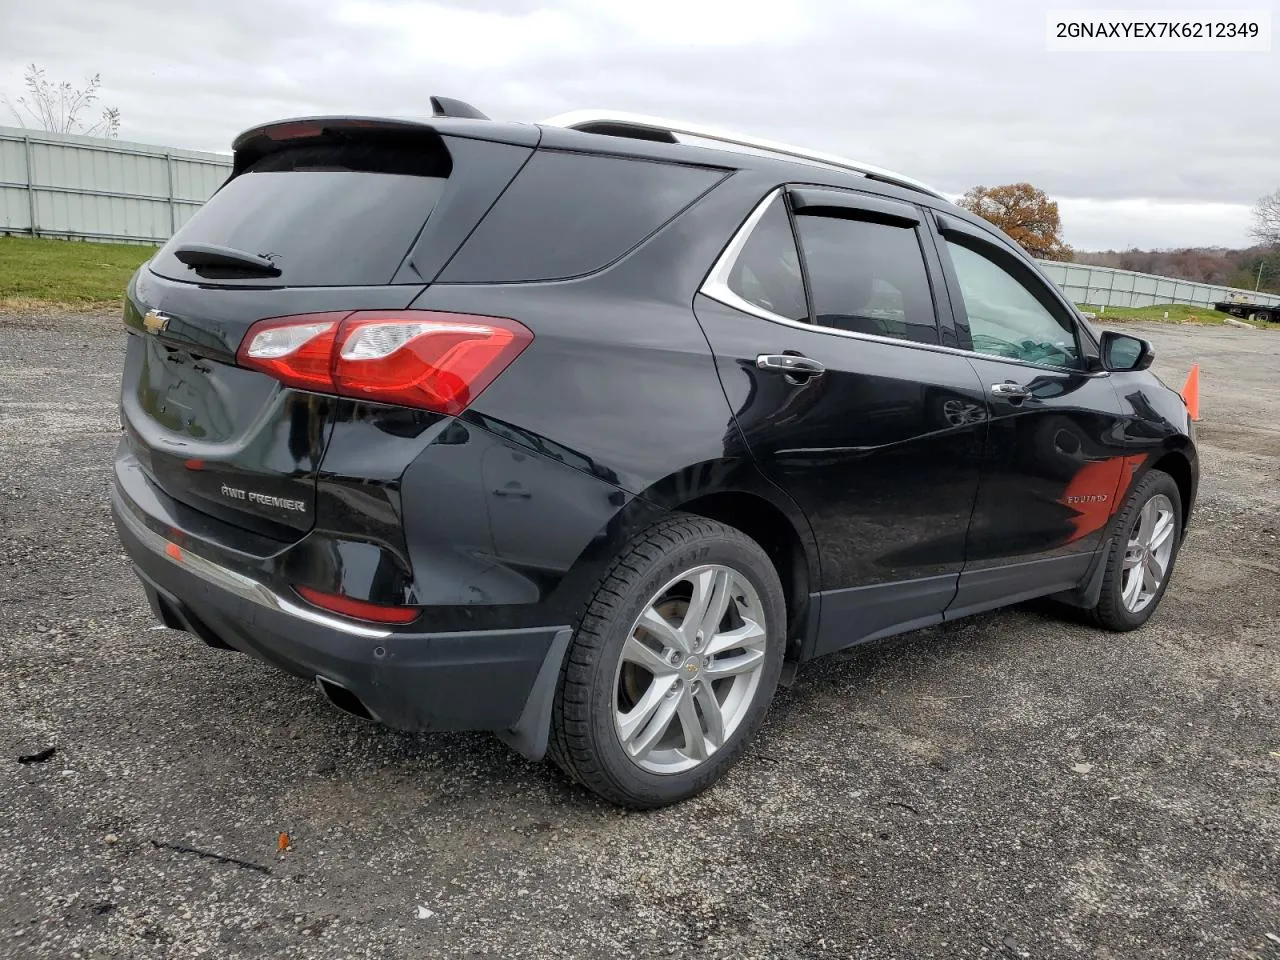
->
[392,171,822,622]
[414,172,775,495]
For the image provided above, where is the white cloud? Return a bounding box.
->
[1,0,1275,250]
[1057,198,1256,250]
[331,2,590,67]
[576,0,814,46]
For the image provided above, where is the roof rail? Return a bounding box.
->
[541,110,945,200]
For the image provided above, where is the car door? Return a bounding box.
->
[928,212,1136,618]
[694,186,988,657]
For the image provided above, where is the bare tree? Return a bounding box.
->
[1252,189,1280,247]
[3,64,120,138]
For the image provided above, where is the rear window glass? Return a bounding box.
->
[149,137,450,287]
[439,151,725,283]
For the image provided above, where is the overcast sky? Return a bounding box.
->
[2,0,1276,250]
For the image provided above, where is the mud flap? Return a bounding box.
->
[1050,538,1111,609]
[495,627,573,761]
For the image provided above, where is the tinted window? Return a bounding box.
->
[150,137,450,287]
[945,240,1080,368]
[441,151,724,282]
[725,196,807,322]
[794,214,938,344]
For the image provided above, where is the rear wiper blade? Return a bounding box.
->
[172,243,281,276]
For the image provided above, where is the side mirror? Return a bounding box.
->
[1100,330,1154,371]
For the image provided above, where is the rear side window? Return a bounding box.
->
[150,135,451,287]
[439,151,725,283]
[725,197,808,322]
[794,214,939,344]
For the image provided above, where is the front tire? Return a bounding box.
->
[548,514,786,808]
[1090,470,1183,631]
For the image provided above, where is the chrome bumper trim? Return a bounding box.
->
[116,499,392,640]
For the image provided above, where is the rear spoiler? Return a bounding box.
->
[230,114,538,174]
[231,116,429,152]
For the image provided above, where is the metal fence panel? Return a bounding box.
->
[0,134,33,233]
[0,186,31,232]
[1036,258,1280,309]
[2,124,1278,308]
[0,125,231,245]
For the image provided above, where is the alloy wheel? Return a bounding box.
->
[612,564,769,774]
[1121,493,1176,613]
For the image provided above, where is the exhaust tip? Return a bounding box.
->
[315,676,377,723]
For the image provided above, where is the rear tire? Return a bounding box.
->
[1089,470,1183,631]
[548,514,785,808]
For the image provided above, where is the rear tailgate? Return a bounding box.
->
[121,118,536,537]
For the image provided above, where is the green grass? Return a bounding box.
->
[0,235,1268,327]
[1074,303,1241,325]
[0,235,156,308]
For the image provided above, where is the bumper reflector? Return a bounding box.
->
[294,585,419,625]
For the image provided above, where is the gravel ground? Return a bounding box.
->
[1,313,1277,960]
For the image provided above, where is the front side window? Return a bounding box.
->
[793,214,939,344]
[724,196,808,322]
[945,240,1081,368]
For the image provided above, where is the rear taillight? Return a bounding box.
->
[236,313,346,392]
[236,310,532,415]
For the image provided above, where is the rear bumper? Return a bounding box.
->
[110,479,571,756]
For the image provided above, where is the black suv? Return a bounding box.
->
[111,102,1197,808]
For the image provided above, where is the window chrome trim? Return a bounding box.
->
[700,191,1108,379]
[700,189,797,324]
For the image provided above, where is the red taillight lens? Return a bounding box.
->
[236,310,532,415]
[333,312,529,415]
[236,312,345,392]
[294,585,420,625]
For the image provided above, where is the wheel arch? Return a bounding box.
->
[635,461,821,660]
[1149,447,1196,532]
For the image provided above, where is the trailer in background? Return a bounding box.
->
[1213,293,1279,325]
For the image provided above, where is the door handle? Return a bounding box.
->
[756,354,826,378]
[990,381,1030,401]
[492,487,532,499]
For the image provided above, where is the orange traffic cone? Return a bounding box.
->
[1181,364,1201,422]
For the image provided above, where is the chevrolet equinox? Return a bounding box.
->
[110,99,1198,808]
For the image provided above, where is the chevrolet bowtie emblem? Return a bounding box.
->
[142,309,171,335]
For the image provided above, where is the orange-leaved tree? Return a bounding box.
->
[958,183,1073,261]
